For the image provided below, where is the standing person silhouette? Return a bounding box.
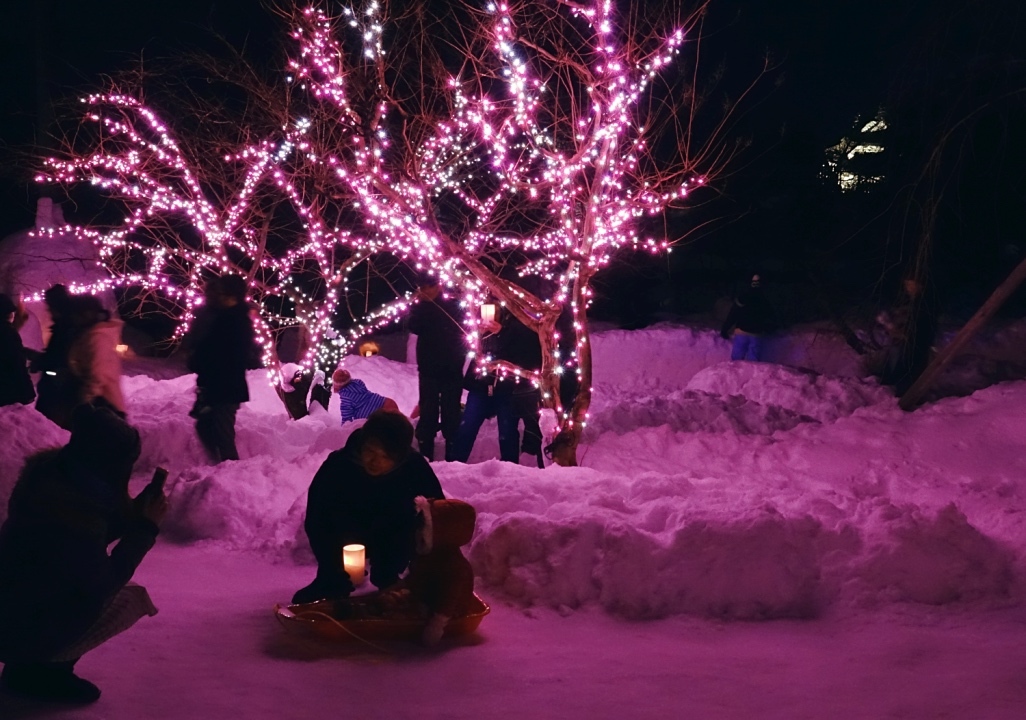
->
[31,285,80,428]
[0,294,35,407]
[184,275,261,463]
[721,274,772,361]
[408,274,466,461]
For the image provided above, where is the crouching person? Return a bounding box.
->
[0,402,167,704]
[293,410,444,604]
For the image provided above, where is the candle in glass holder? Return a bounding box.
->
[342,544,366,586]
[480,303,496,324]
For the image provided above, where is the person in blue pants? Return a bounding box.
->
[451,309,543,464]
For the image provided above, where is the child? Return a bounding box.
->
[332,368,399,424]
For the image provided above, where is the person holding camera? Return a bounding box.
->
[0,402,168,704]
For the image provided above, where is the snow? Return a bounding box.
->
[3,323,1026,718]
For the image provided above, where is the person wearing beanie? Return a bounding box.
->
[293,410,445,604]
[332,367,399,424]
[0,293,35,407]
[0,402,168,704]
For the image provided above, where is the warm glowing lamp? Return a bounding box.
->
[480,303,496,324]
[342,544,366,586]
[357,340,380,357]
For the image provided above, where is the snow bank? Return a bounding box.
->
[1,324,1022,623]
[851,502,1015,606]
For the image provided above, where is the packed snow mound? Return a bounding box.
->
[588,361,890,437]
[851,502,1015,606]
[590,322,865,390]
[684,361,893,423]
[470,502,826,620]
[588,387,819,436]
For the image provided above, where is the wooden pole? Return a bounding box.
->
[899,254,1026,411]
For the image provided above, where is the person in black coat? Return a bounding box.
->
[721,274,773,361]
[408,275,466,461]
[183,275,261,463]
[293,410,445,604]
[0,294,35,407]
[0,402,167,704]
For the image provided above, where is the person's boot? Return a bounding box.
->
[443,439,457,463]
[1,661,101,704]
[418,439,435,462]
[292,573,354,604]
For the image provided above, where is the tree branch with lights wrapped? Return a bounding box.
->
[41,0,748,463]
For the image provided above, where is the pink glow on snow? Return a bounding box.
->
[2,323,1026,716]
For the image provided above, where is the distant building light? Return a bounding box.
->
[846,144,885,160]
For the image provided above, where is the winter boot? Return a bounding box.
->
[1,661,101,704]
[418,439,435,462]
[291,573,355,604]
[443,439,457,463]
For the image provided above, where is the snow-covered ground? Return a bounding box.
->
[2,322,1026,719]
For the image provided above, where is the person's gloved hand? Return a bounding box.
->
[422,614,449,647]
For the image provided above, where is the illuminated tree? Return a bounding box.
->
[41,0,747,463]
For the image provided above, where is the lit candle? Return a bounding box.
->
[342,544,366,586]
[480,303,496,323]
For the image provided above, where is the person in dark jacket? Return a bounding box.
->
[451,307,544,464]
[721,274,773,361]
[0,402,168,704]
[183,275,261,463]
[31,284,81,428]
[408,275,466,461]
[293,410,445,604]
[0,294,35,407]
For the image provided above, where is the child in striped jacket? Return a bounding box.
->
[332,368,400,424]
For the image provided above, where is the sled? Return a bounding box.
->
[274,591,490,643]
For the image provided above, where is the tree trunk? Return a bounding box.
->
[899,253,1026,410]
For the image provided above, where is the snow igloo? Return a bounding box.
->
[0,197,118,351]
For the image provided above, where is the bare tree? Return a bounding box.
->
[42,0,753,463]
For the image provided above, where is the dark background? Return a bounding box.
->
[2,0,1024,329]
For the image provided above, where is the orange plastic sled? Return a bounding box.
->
[274,592,490,643]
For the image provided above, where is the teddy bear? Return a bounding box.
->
[407,496,477,646]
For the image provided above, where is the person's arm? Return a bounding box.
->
[408,453,445,499]
[303,461,339,570]
[303,451,360,574]
[407,301,427,337]
[106,516,160,590]
[106,481,166,591]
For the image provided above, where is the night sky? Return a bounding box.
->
[0,0,1021,318]
[0,0,919,233]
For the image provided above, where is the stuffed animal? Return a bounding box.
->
[408,497,477,646]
